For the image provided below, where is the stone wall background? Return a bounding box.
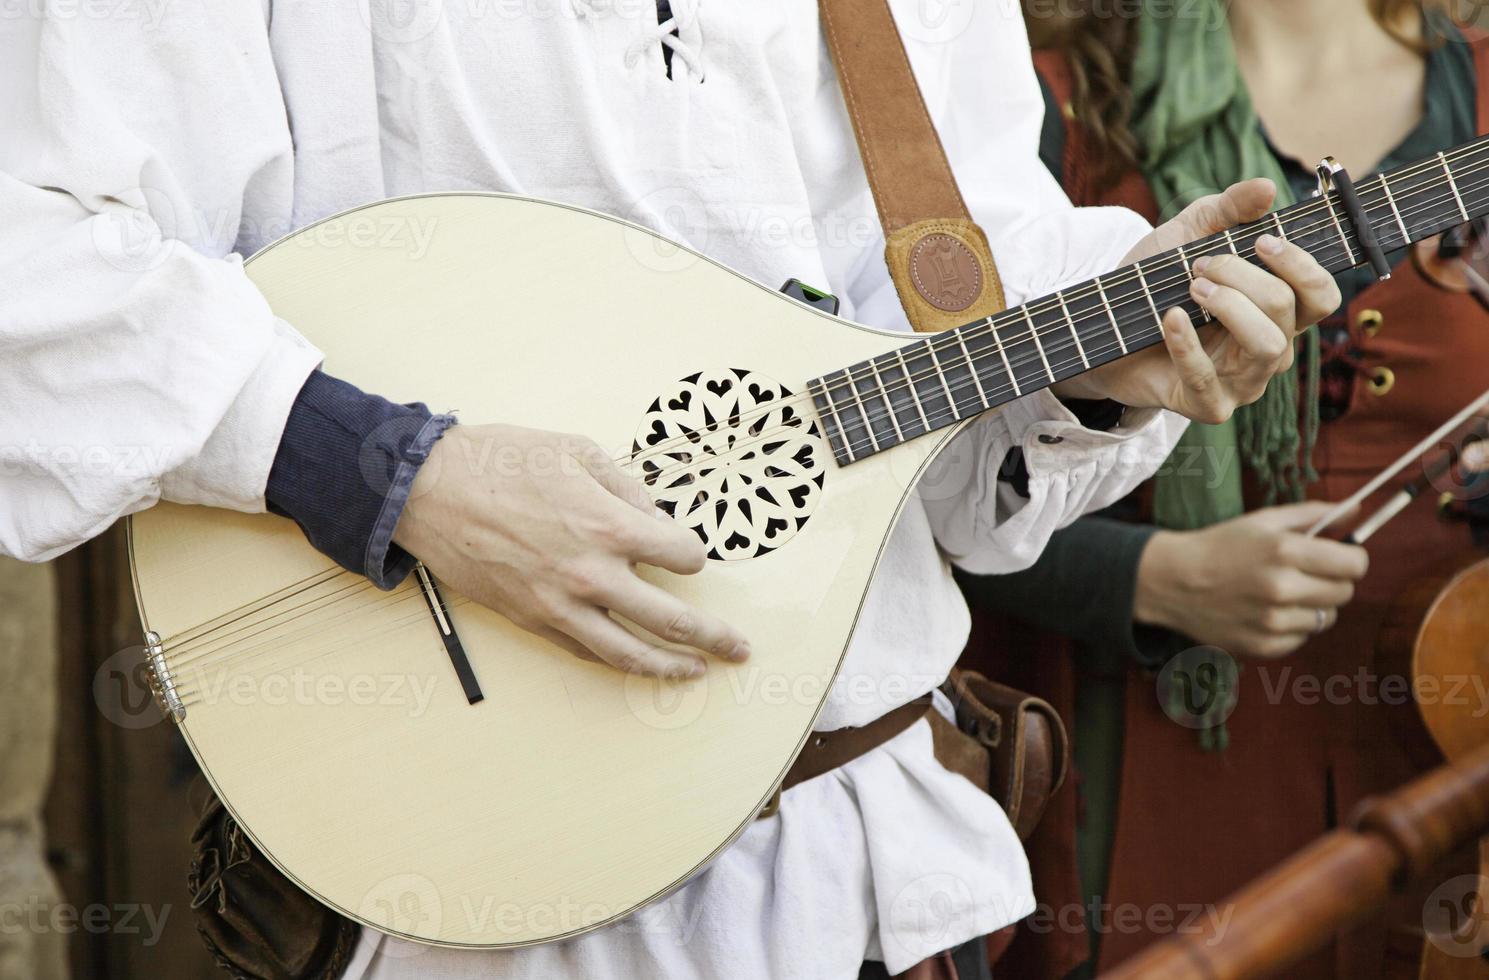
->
[0,557,68,980]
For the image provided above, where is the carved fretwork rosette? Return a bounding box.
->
[633,368,827,561]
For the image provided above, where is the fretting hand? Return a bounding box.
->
[394,424,750,677]
[1053,179,1342,423]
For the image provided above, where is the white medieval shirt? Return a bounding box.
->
[0,1,1187,976]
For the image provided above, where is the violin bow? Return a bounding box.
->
[1305,387,1489,542]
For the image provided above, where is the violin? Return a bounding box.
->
[1377,558,1489,973]
[1339,398,1489,973]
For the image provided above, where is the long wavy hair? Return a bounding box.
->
[1025,0,1449,192]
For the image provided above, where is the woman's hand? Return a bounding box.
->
[1054,179,1342,423]
[1134,501,1370,659]
[394,424,750,677]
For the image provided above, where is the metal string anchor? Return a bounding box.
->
[1317,157,1394,281]
[143,630,187,722]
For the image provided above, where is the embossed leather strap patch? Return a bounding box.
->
[819,0,1007,331]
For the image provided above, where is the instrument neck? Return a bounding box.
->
[811,134,1489,467]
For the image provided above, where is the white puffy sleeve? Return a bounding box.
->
[0,6,322,562]
[838,0,1190,574]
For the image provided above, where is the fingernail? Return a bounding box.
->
[1191,256,1212,276]
[729,641,751,662]
[1192,278,1217,299]
[1257,234,1283,256]
[688,661,706,678]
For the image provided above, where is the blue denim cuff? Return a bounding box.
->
[267,370,457,590]
[365,411,458,588]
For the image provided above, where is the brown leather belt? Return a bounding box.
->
[755,673,1069,841]
[758,695,935,819]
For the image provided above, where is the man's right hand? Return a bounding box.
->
[1133,501,1370,659]
[393,424,750,677]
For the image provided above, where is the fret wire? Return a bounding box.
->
[813,381,854,463]
[1056,292,1089,369]
[1023,307,1057,380]
[1092,276,1128,352]
[845,372,881,453]
[927,343,960,419]
[1379,173,1411,246]
[866,360,903,442]
[1441,152,1471,222]
[1320,189,1357,264]
[1174,245,1211,323]
[817,145,1489,459]
[1131,261,1167,338]
[1284,201,1348,273]
[958,327,994,405]
[894,348,931,430]
[967,323,1005,402]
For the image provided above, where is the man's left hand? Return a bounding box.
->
[1052,178,1342,423]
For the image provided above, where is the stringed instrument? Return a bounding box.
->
[129,137,1489,948]
[1379,557,1489,973]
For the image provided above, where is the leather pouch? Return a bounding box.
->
[933,670,1070,841]
[187,783,358,980]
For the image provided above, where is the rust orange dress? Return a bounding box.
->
[965,29,1489,980]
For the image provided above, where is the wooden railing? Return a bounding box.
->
[1099,742,1489,980]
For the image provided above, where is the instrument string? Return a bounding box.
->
[169,584,445,681]
[168,575,383,667]
[630,163,1489,480]
[158,564,351,647]
[154,150,1489,682]
[621,156,1489,471]
[172,597,478,705]
[173,388,1489,692]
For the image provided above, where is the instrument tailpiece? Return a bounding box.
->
[143,630,186,723]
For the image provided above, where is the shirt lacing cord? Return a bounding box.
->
[627,0,705,80]
[569,0,705,79]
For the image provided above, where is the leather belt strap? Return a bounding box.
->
[819,0,1007,331]
[759,695,934,819]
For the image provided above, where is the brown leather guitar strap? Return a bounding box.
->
[819,0,1007,332]
[815,2,1071,853]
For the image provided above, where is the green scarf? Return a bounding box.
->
[1130,0,1321,530]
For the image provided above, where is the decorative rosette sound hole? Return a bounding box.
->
[632,368,827,561]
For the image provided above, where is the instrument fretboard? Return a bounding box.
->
[810,135,1489,465]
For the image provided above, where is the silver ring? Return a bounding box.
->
[1315,608,1329,634]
